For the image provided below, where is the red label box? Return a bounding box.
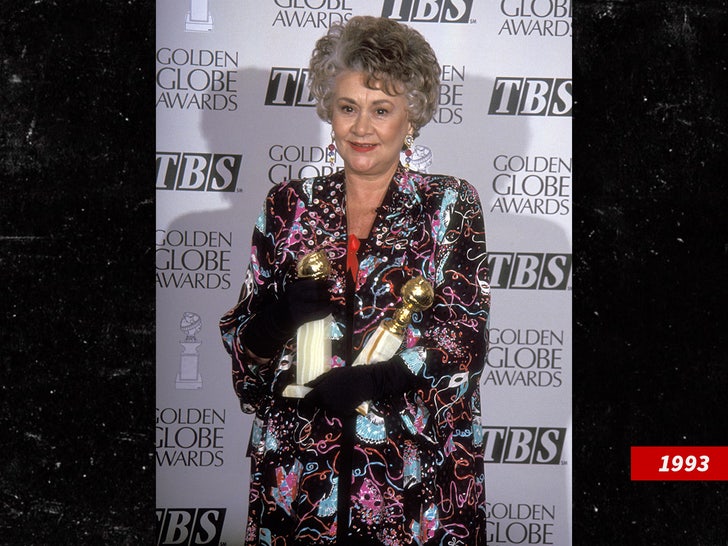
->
[631,447,728,481]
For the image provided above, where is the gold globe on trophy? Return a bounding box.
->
[353,275,434,414]
[296,250,331,280]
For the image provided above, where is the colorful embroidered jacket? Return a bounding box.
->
[220,166,490,545]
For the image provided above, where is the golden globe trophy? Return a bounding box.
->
[282,250,333,398]
[353,275,434,415]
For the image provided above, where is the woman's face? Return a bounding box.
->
[331,71,412,182]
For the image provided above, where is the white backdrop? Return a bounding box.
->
[156,1,572,544]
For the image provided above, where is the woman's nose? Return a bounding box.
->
[352,112,371,135]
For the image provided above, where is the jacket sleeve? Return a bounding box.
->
[219,187,285,414]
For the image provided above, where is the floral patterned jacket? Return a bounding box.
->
[220,166,490,545]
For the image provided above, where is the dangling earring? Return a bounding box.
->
[403,134,415,170]
[327,130,337,166]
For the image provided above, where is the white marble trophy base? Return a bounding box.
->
[281,384,312,398]
[282,316,332,398]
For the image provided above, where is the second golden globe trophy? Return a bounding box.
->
[353,275,434,415]
[282,250,333,398]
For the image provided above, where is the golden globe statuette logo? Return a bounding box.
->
[177,312,203,389]
[185,0,213,32]
[406,144,433,174]
[354,275,434,415]
[282,250,333,398]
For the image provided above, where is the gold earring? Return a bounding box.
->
[404,134,414,170]
[327,130,336,166]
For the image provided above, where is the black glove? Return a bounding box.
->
[243,279,334,358]
[303,356,416,415]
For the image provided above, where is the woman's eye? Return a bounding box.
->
[375,108,389,116]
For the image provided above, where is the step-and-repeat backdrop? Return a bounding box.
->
[156,1,572,544]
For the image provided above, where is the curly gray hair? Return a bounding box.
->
[308,16,440,139]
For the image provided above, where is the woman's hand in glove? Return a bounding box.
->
[242,278,334,359]
[282,278,334,328]
[303,356,415,416]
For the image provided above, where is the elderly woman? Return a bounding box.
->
[220,16,490,546]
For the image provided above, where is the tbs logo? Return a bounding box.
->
[488,252,572,290]
[156,152,242,192]
[265,68,316,107]
[156,508,226,545]
[483,427,566,464]
[382,0,474,23]
[489,78,572,116]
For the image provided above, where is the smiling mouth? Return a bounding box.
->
[349,142,377,152]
